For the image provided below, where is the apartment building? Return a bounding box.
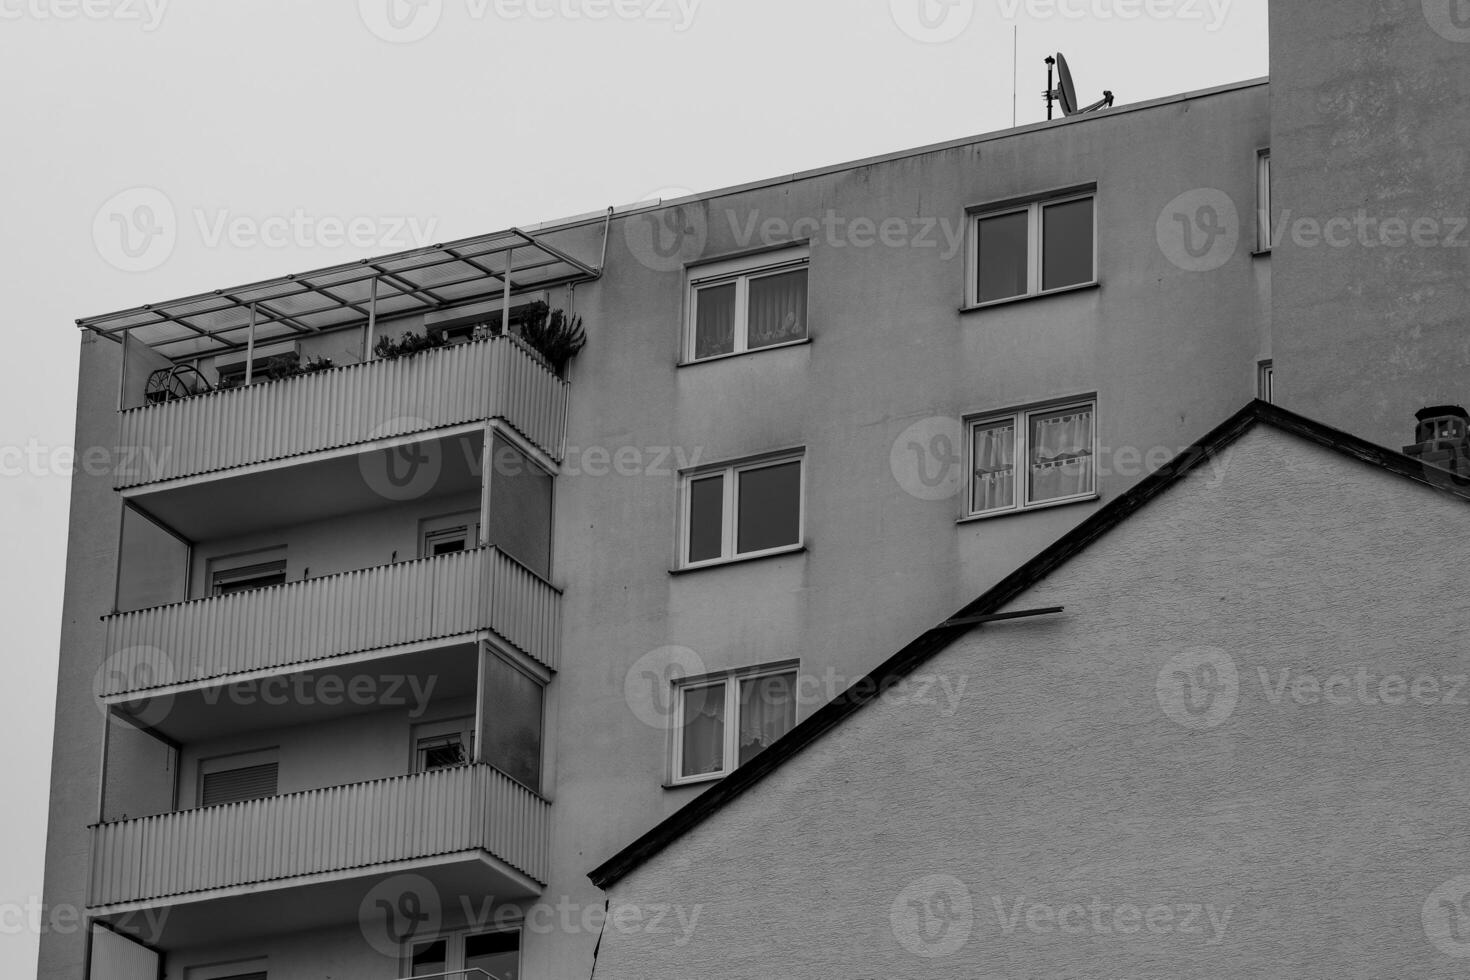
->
[47,0,1470,971]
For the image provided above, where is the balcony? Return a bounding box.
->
[114,335,568,489]
[87,765,547,943]
[101,547,560,696]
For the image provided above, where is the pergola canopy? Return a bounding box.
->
[78,227,603,360]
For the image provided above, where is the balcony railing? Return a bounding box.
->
[116,336,567,489]
[88,765,548,908]
[101,548,560,696]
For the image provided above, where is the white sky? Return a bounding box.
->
[0,0,1266,971]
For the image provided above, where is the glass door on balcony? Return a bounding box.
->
[407,930,519,980]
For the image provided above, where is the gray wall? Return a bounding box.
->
[1271,0,1470,448]
[596,424,1470,978]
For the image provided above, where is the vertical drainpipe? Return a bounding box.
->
[244,303,258,385]
[501,248,513,336]
[365,275,379,360]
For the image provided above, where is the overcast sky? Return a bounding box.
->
[0,0,1266,971]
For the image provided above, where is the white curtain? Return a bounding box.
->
[972,422,1016,512]
[680,684,725,776]
[747,270,807,348]
[1029,409,1094,502]
[738,673,796,766]
[694,284,736,358]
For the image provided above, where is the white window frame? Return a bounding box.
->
[411,716,475,773]
[677,450,806,570]
[404,926,522,979]
[207,546,287,596]
[1257,359,1274,403]
[964,398,1099,519]
[967,191,1097,307]
[419,511,481,558]
[197,748,279,809]
[684,245,810,362]
[670,662,800,786]
[1256,148,1273,253]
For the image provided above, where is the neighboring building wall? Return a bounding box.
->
[1271,0,1470,445]
[540,81,1269,980]
[595,425,1470,977]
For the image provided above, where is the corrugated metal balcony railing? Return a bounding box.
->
[116,336,567,489]
[100,548,560,696]
[88,765,549,908]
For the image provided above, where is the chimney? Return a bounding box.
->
[1403,405,1470,478]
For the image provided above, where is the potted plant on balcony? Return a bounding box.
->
[517,303,586,378]
[373,330,447,360]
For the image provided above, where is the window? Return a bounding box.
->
[1256,149,1273,253]
[1258,359,1274,403]
[199,750,279,807]
[680,452,804,568]
[420,512,481,558]
[967,400,1097,517]
[209,547,287,595]
[685,247,809,361]
[970,192,1095,306]
[672,665,798,784]
[413,717,474,772]
[409,930,519,980]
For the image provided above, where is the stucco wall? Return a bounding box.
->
[596,424,1470,977]
[1271,0,1470,446]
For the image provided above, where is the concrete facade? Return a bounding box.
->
[593,420,1470,978]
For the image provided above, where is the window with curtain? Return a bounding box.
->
[674,667,798,783]
[971,191,1095,306]
[682,453,804,568]
[687,247,809,361]
[967,400,1096,516]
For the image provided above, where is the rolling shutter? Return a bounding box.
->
[201,762,279,806]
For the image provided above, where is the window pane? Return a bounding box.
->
[687,474,724,563]
[738,671,797,766]
[971,419,1016,513]
[736,461,801,555]
[747,269,808,349]
[1041,198,1094,291]
[680,683,726,777]
[409,939,447,976]
[484,656,543,791]
[1028,407,1095,503]
[465,930,520,980]
[976,210,1029,303]
[693,283,737,359]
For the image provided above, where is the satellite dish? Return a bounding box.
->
[1044,53,1115,120]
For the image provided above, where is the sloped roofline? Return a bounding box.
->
[589,400,1470,889]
